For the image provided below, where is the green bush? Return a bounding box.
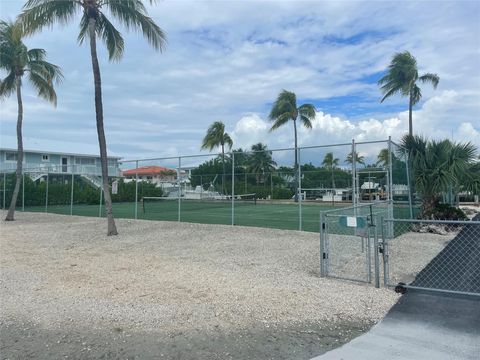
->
[422,203,468,221]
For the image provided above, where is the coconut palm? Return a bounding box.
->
[248,143,277,185]
[376,148,390,168]
[269,90,316,200]
[20,0,166,235]
[201,121,233,194]
[378,51,439,136]
[322,152,339,169]
[401,134,477,217]
[0,19,62,221]
[345,151,365,167]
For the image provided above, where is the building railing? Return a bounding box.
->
[0,163,121,177]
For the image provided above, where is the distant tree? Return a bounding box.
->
[322,152,339,169]
[248,143,277,185]
[269,90,316,200]
[378,51,439,136]
[21,0,166,235]
[345,151,365,167]
[0,20,62,221]
[376,148,390,168]
[201,121,233,194]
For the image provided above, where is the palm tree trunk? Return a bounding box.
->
[88,19,117,236]
[293,119,298,202]
[408,91,413,136]
[5,77,23,221]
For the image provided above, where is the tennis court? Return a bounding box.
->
[22,200,414,233]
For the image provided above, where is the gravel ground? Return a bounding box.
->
[0,211,399,360]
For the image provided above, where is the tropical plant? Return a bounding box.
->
[20,0,166,235]
[0,19,62,221]
[269,89,315,200]
[322,152,339,169]
[376,148,390,168]
[201,121,233,194]
[345,151,365,167]
[378,51,439,136]
[401,135,477,218]
[247,143,277,185]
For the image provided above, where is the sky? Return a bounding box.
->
[0,0,479,168]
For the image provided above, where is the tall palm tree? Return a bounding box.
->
[401,134,476,217]
[378,51,439,136]
[248,143,277,185]
[269,90,316,200]
[345,151,365,167]
[20,0,166,235]
[0,19,62,221]
[201,121,233,195]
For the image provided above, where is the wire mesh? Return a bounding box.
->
[382,219,480,296]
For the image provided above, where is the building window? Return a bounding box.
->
[42,154,49,161]
[75,157,95,165]
[5,152,17,161]
[108,159,116,167]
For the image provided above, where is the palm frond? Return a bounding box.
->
[105,0,166,51]
[97,12,125,61]
[269,112,290,131]
[27,48,46,61]
[20,0,79,36]
[0,71,17,99]
[28,70,57,105]
[418,73,440,89]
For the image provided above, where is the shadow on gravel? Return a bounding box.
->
[0,320,371,360]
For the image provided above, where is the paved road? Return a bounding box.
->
[312,291,480,360]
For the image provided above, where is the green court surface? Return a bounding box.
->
[23,200,414,233]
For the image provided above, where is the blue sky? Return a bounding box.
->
[0,0,479,166]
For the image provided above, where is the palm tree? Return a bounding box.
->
[401,134,477,217]
[0,20,62,221]
[378,51,439,136]
[248,143,277,185]
[322,151,339,195]
[20,0,166,235]
[201,121,233,195]
[269,90,316,200]
[345,151,365,167]
[322,152,339,169]
[376,148,390,168]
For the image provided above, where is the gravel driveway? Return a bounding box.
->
[0,211,398,359]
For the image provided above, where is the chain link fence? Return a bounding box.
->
[382,218,480,296]
[1,138,415,233]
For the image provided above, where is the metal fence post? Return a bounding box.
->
[178,157,181,222]
[320,212,326,277]
[380,216,389,287]
[373,215,380,288]
[231,152,235,226]
[388,137,394,236]
[45,172,49,213]
[70,172,74,215]
[2,172,5,209]
[351,139,356,209]
[135,160,139,220]
[404,149,413,219]
[298,147,302,231]
[99,184,103,217]
[22,172,25,212]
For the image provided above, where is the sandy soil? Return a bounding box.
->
[0,211,399,359]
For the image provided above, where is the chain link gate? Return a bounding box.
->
[320,202,391,285]
[381,218,480,297]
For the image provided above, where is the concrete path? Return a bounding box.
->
[312,291,480,360]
